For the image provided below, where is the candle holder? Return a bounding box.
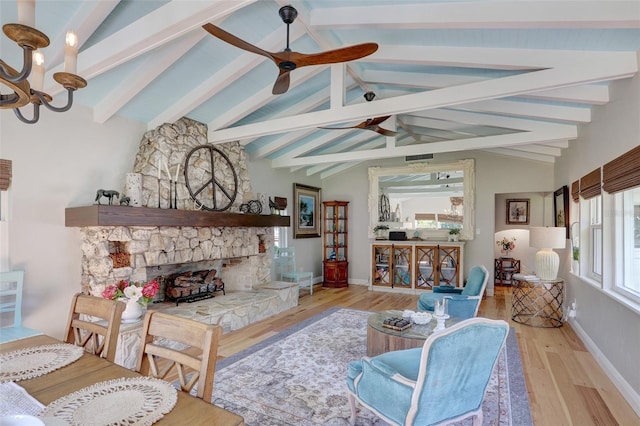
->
[173,180,178,209]
[157,178,161,209]
[168,179,173,209]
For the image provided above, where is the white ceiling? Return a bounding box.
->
[2,1,639,177]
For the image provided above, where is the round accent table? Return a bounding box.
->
[511,278,564,328]
[367,310,462,356]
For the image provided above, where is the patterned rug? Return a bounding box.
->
[212,308,533,426]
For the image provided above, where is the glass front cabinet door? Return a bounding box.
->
[415,245,461,288]
[371,244,413,290]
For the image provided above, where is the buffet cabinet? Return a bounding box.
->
[371,241,464,293]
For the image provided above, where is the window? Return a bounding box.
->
[588,195,602,280]
[613,187,640,303]
[273,209,288,250]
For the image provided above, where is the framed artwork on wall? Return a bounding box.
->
[554,185,570,238]
[293,183,321,238]
[506,199,530,225]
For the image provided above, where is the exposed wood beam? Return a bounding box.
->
[272,128,575,168]
[367,70,610,105]
[483,148,556,163]
[206,67,324,131]
[208,52,635,143]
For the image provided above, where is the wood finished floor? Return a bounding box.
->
[214,284,639,426]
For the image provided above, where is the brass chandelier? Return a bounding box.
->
[0,0,86,124]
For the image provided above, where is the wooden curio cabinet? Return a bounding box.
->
[415,245,462,289]
[323,201,349,288]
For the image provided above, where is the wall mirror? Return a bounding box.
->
[368,159,475,240]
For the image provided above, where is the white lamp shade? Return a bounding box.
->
[529,227,566,280]
[529,227,566,249]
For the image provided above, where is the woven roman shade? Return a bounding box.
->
[415,213,436,221]
[0,159,11,191]
[571,180,579,202]
[580,168,601,199]
[603,145,640,194]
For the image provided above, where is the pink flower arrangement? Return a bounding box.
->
[496,236,516,254]
[102,279,160,306]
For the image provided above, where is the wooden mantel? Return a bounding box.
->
[65,205,290,228]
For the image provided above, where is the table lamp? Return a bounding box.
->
[529,227,566,280]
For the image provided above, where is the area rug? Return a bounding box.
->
[212,308,533,426]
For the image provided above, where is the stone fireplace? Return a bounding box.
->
[73,117,283,299]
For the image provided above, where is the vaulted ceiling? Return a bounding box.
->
[2,1,639,177]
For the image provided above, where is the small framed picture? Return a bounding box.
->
[293,183,321,238]
[554,185,570,238]
[506,199,530,225]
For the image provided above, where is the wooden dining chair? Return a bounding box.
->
[135,311,222,402]
[64,293,125,362]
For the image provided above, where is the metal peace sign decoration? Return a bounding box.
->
[184,145,238,211]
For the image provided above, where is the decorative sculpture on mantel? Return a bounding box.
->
[95,189,120,205]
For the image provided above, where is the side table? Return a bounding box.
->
[511,278,564,328]
[495,257,520,285]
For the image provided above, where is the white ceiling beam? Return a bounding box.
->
[366,70,610,105]
[454,99,591,123]
[409,109,577,133]
[366,45,636,71]
[46,1,119,69]
[273,131,377,163]
[242,85,339,148]
[330,64,346,109]
[483,148,556,163]
[539,140,570,148]
[45,0,257,96]
[272,128,576,168]
[206,66,324,131]
[147,25,307,130]
[95,32,205,124]
[320,162,364,179]
[503,144,562,157]
[310,2,640,29]
[209,53,635,143]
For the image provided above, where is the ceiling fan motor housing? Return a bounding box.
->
[279,5,298,24]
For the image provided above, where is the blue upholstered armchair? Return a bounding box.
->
[346,317,509,426]
[417,265,488,319]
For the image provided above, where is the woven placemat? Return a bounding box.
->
[40,377,178,426]
[0,344,84,383]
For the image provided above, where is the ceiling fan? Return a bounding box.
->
[202,5,378,95]
[319,92,399,137]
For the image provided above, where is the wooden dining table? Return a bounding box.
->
[0,335,244,425]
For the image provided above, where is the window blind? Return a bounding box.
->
[602,145,640,193]
[0,159,11,191]
[580,168,601,199]
[571,180,579,202]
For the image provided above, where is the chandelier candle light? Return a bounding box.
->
[1,0,87,123]
[529,227,566,280]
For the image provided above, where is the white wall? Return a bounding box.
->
[245,157,323,279]
[554,55,640,409]
[0,106,145,338]
[322,151,555,295]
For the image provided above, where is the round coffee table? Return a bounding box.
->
[367,310,462,356]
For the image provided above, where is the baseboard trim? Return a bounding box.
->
[569,318,640,417]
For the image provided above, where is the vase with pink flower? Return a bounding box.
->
[496,236,516,258]
[102,279,160,323]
